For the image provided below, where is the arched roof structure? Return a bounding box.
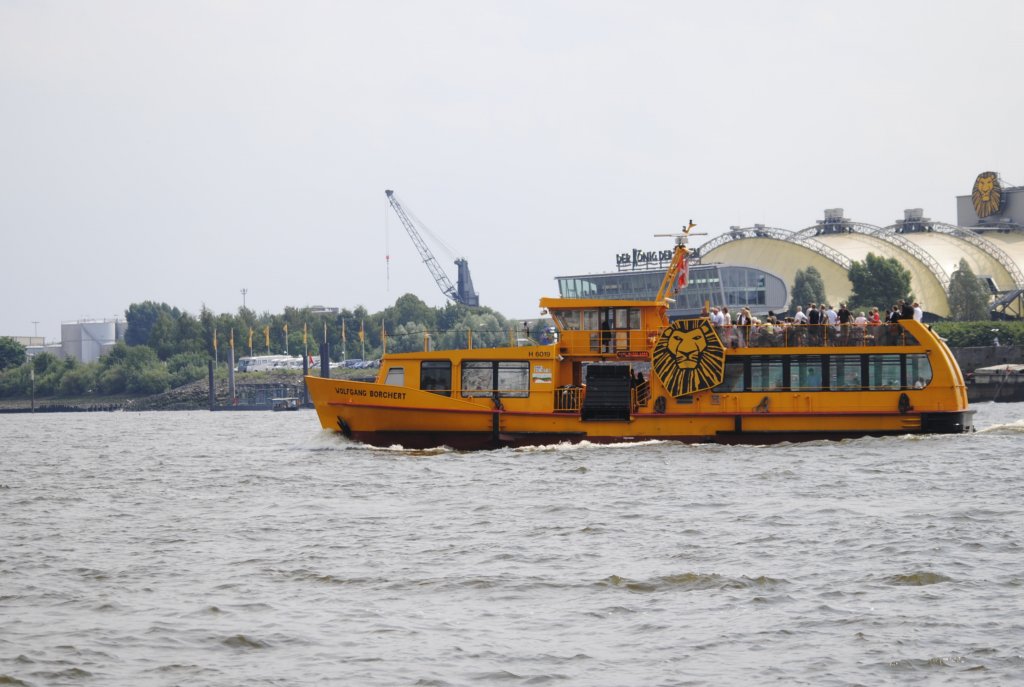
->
[696,209,1024,319]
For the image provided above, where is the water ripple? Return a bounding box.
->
[1,404,1023,685]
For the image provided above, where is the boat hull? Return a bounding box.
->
[306,376,974,450]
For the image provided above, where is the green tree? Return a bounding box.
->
[125,301,181,346]
[127,366,171,395]
[384,294,438,333]
[32,352,60,376]
[0,337,27,370]
[848,253,913,312]
[0,365,31,397]
[946,259,991,321]
[174,312,204,355]
[97,366,127,395]
[167,352,208,387]
[789,266,827,314]
[147,311,179,360]
[60,365,97,396]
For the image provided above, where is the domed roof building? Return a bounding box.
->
[694,172,1024,319]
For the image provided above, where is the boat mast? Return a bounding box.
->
[655,220,698,302]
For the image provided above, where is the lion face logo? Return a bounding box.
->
[972,171,1002,218]
[651,319,725,398]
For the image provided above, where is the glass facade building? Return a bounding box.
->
[555,263,788,319]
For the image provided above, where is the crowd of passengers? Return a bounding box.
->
[705,300,923,348]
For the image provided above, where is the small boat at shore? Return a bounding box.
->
[306,230,974,449]
[272,397,300,411]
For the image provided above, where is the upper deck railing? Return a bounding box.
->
[552,322,921,357]
[378,322,923,356]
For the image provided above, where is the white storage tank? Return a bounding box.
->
[61,319,120,364]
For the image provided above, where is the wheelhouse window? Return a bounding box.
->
[461,361,530,398]
[420,361,451,397]
[384,366,405,386]
[552,310,580,330]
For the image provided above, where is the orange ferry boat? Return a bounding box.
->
[306,229,974,449]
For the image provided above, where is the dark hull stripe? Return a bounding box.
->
[344,410,974,450]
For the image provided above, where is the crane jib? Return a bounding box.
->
[385,190,480,307]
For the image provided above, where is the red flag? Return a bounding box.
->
[677,256,689,288]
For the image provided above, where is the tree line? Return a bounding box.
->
[0,294,528,399]
[788,254,993,322]
[0,260,1013,400]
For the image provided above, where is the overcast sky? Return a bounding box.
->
[3,0,1023,342]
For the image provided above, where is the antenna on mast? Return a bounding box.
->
[384,197,391,292]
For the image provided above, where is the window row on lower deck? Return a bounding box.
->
[713,353,933,393]
[388,360,532,398]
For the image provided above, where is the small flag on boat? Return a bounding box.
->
[213,327,217,352]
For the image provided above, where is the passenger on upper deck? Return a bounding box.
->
[735,307,753,347]
[901,300,915,320]
[807,304,821,344]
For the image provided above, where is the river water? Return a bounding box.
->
[1,404,1023,686]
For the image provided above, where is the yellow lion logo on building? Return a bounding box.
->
[651,319,725,398]
[972,171,1002,218]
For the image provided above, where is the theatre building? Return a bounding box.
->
[555,247,789,320]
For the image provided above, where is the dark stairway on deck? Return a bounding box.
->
[580,365,633,421]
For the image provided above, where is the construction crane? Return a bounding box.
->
[385,190,480,307]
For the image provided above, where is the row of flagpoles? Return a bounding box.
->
[211,321,379,361]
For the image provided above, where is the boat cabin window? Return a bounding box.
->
[384,366,405,387]
[461,361,530,398]
[710,353,933,393]
[868,355,902,390]
[552,310,580,331]
[421,361,451,397]
[714,360,745,392]
[792,356,824,391]
[830,354,864,390]
[908,354,931,388]
[750,356,787,391]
